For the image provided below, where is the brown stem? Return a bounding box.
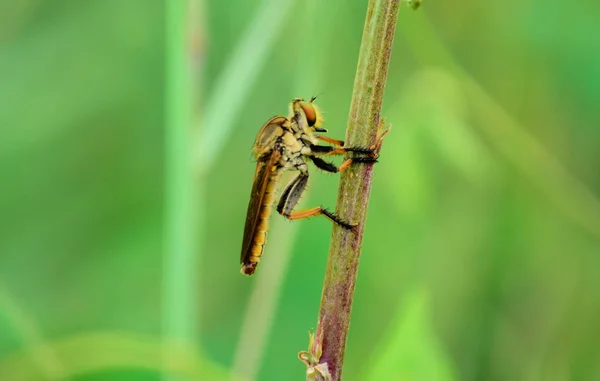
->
[305,0,401,380]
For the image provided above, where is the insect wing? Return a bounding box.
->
[254,116,287,156]
[240,149,280,268]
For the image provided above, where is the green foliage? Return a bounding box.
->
[1,0,600,380]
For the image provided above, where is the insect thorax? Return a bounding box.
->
[253,112,318,174]
[274,130,309,172]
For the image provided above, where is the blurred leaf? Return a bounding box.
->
[413,69,496,185]
[400,15,600,239]
[386,68,496,189]
[365,289,457,381]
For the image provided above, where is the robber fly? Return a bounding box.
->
[240,97,381,275]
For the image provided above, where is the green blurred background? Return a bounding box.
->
[1,0,600,380]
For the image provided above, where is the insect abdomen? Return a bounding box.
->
[241,171,281,275]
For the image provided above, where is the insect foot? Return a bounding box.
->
[344,118,390,161]
[369,117,391,159]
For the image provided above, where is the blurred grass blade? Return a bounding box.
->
[465,79,600,238]
[164,0,199,378]
[196,0,297,173]
[0,283,64,380]
[231,219,299,381]
[379,110,431,219]
[365,289,457,381]
[386,69,496,187]
[0,332,233,381]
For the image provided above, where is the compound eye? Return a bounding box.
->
[300,102,317,127]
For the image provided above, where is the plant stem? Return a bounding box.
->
[307,0,401,379]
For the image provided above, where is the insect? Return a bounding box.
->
[240,97,384,275]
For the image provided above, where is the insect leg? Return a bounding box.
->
[312,127,390,157]
[311,157,341,173]
[316,135,344,146]
[311,156,378,174]
[276,171,355,230]
[277,172,308,213]
[311,145,376,156]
